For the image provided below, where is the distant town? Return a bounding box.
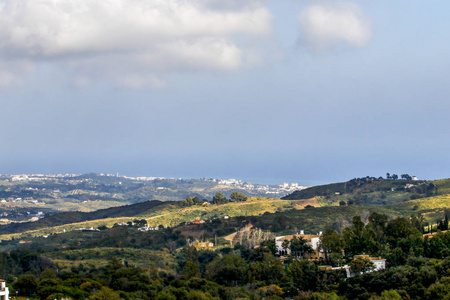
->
[0,173,307,223]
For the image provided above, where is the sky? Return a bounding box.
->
[1,0,450,186]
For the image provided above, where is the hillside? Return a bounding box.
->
[1,176,449,300]
[2,191,450,243]
[0,173,306,222]
[0,200,166,235]
[0,196,300,240]
[251,194,450,234]
[282,176,443,206]
[2,176,450,242]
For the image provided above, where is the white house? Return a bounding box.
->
[0,280,9,300]
[370,257,387,272]
[275,233,323,259]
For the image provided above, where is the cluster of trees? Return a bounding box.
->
[424,209,450,233]
[386,173,414,180]
[112,219,148,228]
[320,213,429,265]
[278,236,313,257]
[180,196,205,207]
[212,191,248,204]
[349,177,382,185]
[319,212,450,268]
[180,191,249,206]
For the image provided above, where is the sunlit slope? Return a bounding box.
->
[3,187,450,241]
[283,178,450,206]
[253,194,450,234]
[0,197,297,240]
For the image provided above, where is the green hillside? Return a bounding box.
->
[0,196,298,240]
[251,194,450,234]
[282,177,444,206]
[3,177,450,242]
[0,200,166,234]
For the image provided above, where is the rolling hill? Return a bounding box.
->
[2,176,450,242]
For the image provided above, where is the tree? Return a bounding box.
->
[350,256,374,275]
[290,236,312,258]
[320,228,344,263]
[192,196,200,204]
[257,284,284,297]
[13,274,38,296]
[373,290,403,300]
[392,174,399,180]
[184,261,200,278]
[410,213,425,232]
[385,217,423,256]
[187,196,194,206]
[230,191,248,202]
[288,260,318,291]
[89,286,122,300]
[367,212,389,244]
[247,253,287,285]
[445,213,449,231]
[205,253,246,286]
[266,239,277,256]
[183,245,198,263]
[427,183,437,196]
[212,192,228,204]
[343,216,377,257]
[133,219,147,227]
[281,239,290,255]
[401,174,412,181]
[369,212,388,228]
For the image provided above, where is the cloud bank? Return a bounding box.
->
[298,1,372,52]
[0,0,272,88]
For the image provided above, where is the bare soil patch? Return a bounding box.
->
[292,198,320,209]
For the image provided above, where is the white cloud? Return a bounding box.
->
[0,0,273,88]
[298,1,372,52]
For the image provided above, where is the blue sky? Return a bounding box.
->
[1,0,449,185]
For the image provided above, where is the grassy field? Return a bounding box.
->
[139,197,297,227]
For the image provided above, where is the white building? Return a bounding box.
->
[0,280,9,300]
[370,257,387,272]
[275,233,323,258]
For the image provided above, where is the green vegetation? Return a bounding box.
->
[282,176,443,205]
[0,210,449,299]
[1,175,450,299]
